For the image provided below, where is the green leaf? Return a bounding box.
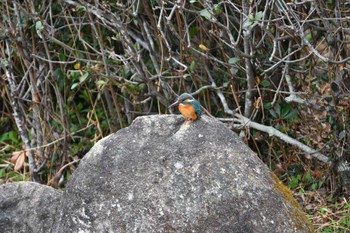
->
[243,19,253,28]
[255,11,263,21]
[189,60,196,73]
[228,57,240,64]
[319,207,330,214]
[0,131,18,143]
[339,130,346,140]
[79,72,89,83]
[59,53,66,62]
[269,109,277,118]
[68,71,80,80]
[71,83,79,90]
[35,21,43,31]
[214,4,222,15]
[305,33,312,42]
[229,67,236,75]
[0,169,5,178]
[112,33,121,41]
[66,171,71,181]
[283,109,299,120]
[200,9,212,20]
[311,183,317,190]
[322,226,332,233]
[9,131,18,142]
[76,6,86,13]
[96,80,107,89]
[53,68,64,80]
[183,74,191,80]
[1,59,10,67]
[244,12,263,28]
[275,103,281,117]
[305,172,312,182]
[281,103,292,117]
[189,26,199,38]
[288,176,300,189]
[260,79,270,87]
[1,145,10,152]
[264,102,272,109]
[282,109,292,119]
[327,116,334,125]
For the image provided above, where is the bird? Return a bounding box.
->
[168,93,202,124]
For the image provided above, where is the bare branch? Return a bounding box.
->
[232,114,330,164]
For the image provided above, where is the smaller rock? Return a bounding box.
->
[0,181,62,233]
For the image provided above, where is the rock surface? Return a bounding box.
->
[0,181,62,233]
[52,115,312,233]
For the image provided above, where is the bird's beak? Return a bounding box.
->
[168,100,179,109]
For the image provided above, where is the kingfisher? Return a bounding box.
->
[168,93,202,124]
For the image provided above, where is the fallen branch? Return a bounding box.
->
[218,115,330,164]
[235,114,330,164]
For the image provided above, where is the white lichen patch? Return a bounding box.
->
[72,212,91,228]
[80,207,91,220]
[236,189,244,196]
[174,161,184,169]
[128,192,134,201]
[158,207,164,216]
[117,204,122,212]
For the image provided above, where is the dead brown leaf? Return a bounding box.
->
[14,152,26,171]
[10,147,29,171]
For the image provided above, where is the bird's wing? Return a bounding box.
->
[193,101,202,117]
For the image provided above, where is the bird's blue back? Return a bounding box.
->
[183,99,202,117]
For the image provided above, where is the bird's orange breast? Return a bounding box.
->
[178,103,198,120]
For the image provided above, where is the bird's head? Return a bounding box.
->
[168,93,194,108]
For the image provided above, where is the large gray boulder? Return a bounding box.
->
[53,115,312,233]
[0,181,62,233]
